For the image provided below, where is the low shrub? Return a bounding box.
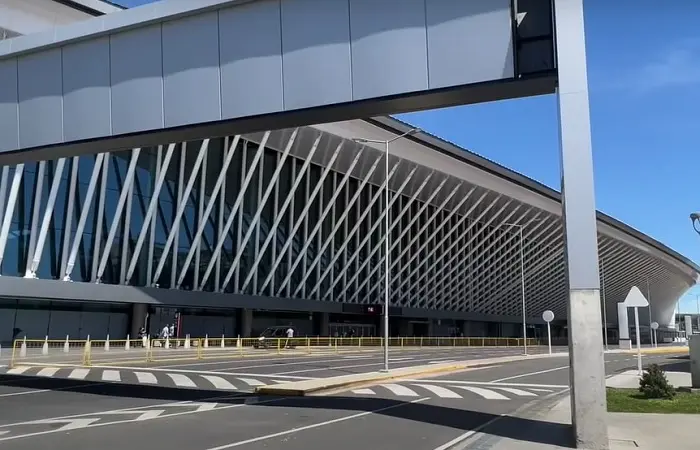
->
[639,364,675,399]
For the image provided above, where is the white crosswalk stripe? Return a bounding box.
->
[494,387,537,397]
[237,378,265,387]
[167,373,197,388]
[102,370,121,382]
[67,368,90,380]
[37,367,60,377]
[201,375,237,390]
[134,372,158,384]
[412,384,461,398]
[381,383,419,397]
[452,385,509,400]
[6,366,29,375]
[352,388,376,395]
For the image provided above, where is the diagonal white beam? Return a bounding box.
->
[124,142,179,284]
[60,157,80,278]
[209,129,299,290]
[64,154,105,281]
[292,154,392,299]
[309,165,419,300]
[0,164,24,268]
[152,136,240,286]
[240,134,324,294]
[96,149,141,282]
[258,138,345,295]
[182,132,271,291]
[28,158,67,277]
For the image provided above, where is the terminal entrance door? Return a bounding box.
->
[329,323,376,337]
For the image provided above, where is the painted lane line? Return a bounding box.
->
[380,383,419,397]
[272,380,290,384]
[412,384,462,399]
[489,365,569,383]
[453,386,509,400]
[429,360,456,364]
[401,379,567,389]
[351,388,376,395]
[67,369,90,380]
[201,375,237,390]
[6,367,30,375]
[493,387,537,397]
[529,388,554,392]
[237,378,265,387]
[36,367,60,377]
[432,413,506,450]
[167,373,197,388]
[205,397,430,449]
[134,372,158,384]
[0,396,277,443]
[101,370,121,382]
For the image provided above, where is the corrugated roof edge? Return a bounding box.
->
[368,115,700,276]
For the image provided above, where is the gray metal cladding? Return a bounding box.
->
[0,0,516,154]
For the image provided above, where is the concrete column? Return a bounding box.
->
[617,303,631,350]
[130,303,147,339]
[554,0,609,447]
[240,309,253,338]
[320,312,329,336]
[685,315,693,338]
[689,335,700,388]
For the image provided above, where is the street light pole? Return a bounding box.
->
[519,225,527,356]
[352,128,420,372]
[601,258,608,351]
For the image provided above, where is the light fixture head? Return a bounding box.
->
[691,213,700,235]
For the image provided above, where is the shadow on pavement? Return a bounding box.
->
[0,374,573,447]
[658,355,690,373]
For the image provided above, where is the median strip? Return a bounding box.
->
[254,352,568,396]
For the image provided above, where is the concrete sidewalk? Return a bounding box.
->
[483,395,698,450]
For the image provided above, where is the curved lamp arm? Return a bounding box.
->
[690,213,700,236]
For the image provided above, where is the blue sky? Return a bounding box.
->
[118,0,700,313]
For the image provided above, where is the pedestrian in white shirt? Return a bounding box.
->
[285,326,294,348]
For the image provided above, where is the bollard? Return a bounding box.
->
[165,336,170,349]
[204,334,209,348]
[221,334,225,348]
[125,334,130,351]
[64,335,70,353]
[42,336,49,355]
[236,335,241,348]
[142,336,148,348]
[104,334,110,352]
[184,334,191,349]
[20,336,27,358]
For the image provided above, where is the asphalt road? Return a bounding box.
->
[0,350,688,450]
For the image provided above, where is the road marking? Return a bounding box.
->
[389,357,414,362]
[204,397,430,449]
[381,383,419,397]
[432,413,506,450]
[82,364,314,380]
[530,388,554,392]
[102,370,121,382]
[453,386,509,400]
[490,365,569,383]
[201,375,237,390]
[401,379,567,389]
[412,384,461,399]
[351,388,375,395]
[6,367,29,375]
[494,387,537,397]
[134,372,158,384]
[272,380,289,384]
[32,418,101,432]
[237,378,264,387]
[36,367,59,377]
[167,373,197,388]
[67,369,90,380]
[429,360,456,364]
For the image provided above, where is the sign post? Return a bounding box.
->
[623,286,650,376]
[651,322,659,348]
[542,310,555,355]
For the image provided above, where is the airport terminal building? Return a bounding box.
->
[0,0,698,344]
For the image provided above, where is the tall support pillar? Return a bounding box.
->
[130,303,148,339]
[239,309,253,338]
[617,303,631,350]
[554,0,609,448]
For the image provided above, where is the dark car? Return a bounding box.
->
[253,326,299,349]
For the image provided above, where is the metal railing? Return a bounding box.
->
[9,336,542,368]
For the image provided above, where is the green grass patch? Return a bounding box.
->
[607,388,700,414]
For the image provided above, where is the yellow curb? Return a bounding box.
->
[255,354,567,396]
[618,346,688,355]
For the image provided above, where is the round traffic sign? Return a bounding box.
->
[651,321,659,330]
[542,310,555,323]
